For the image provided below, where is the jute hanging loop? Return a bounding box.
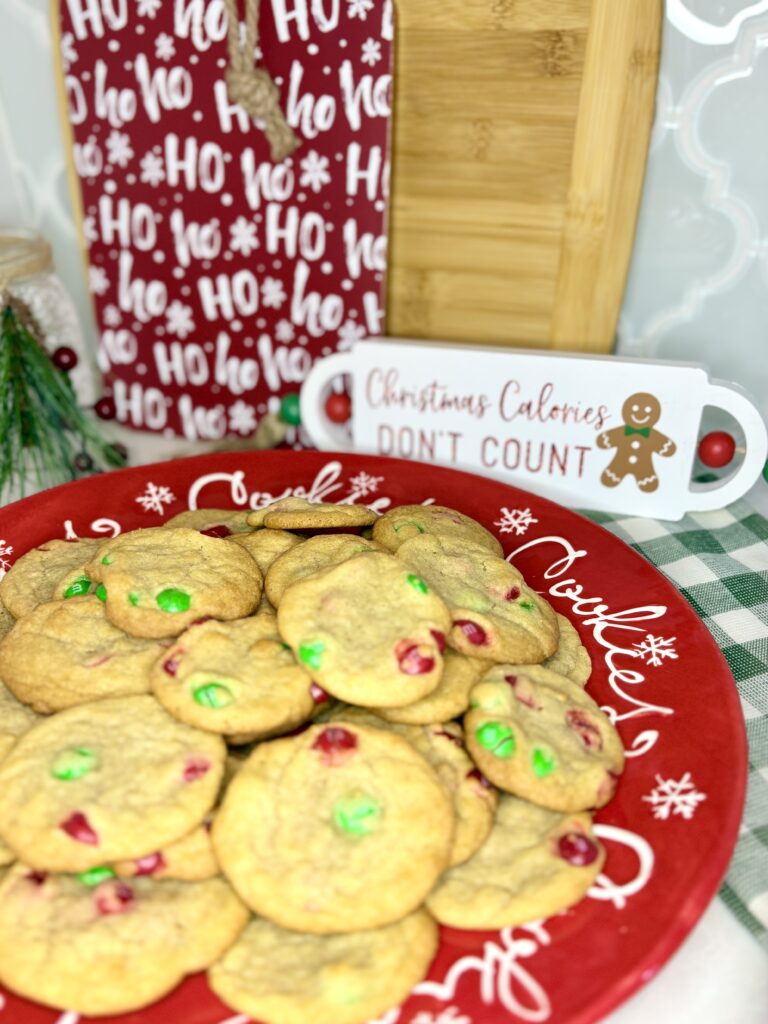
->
[223,0,300,162]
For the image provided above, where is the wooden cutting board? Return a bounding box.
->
[387,0,662,353]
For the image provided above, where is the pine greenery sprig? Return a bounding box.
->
[0,303,125,503]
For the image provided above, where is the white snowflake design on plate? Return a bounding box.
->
[338,318,367,350]
[348,0,374,19]
[632,634,678,667]
[348,471,383,498]
[275,319,295,342]
[154,32,176,61]
[229,216,259,257]
[140,151,165,187]
[135,483,176,515]
[409,1009,472,1024]
[299,149,331,193]
[228,401,258,435]
[165,301,195,339]
[261,277,286,309]
[494,507,538,536]
[361,37,382,66]
[60,32,77,71]
[89,266,109,296]
[105,129,134,168]
[0,540,13,580]
[643,773,706,821]
[136,0,162,17]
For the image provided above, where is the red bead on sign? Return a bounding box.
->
[698,431,736,469]
[325,392,352,425]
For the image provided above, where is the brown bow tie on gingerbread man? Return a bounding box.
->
[596,392,677,493]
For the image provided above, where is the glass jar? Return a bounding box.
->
[0,230,96,407]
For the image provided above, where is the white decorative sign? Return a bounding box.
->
[300,339,768,518]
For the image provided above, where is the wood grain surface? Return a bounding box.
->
[387,0,662,353]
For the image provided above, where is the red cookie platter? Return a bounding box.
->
[0,451,747,1024]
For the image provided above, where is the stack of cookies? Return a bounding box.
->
[0,498,624,1023]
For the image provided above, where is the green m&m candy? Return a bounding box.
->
[77,866,116,887]
[393,520,424,535]
[193,683,234,709]
[63,576,92,599]
[532,747,556,778]
[405,573,429,594]
[299,640,325,671]
[51,747,99,781]
[95,583,107,602]
[475,721,516,759]
[156,588,191,613]
[333,790,380,837]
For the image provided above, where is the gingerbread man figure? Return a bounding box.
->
[597,392,676,492]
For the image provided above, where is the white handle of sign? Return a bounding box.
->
[300,351,356,452]
[688,383,768,511]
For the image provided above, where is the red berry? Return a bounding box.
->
[698,430,736,468]
[566,710,603,751]
[94,396,116,420]
[52,345,78,371]
[312,727,358,765]
[134,852,167,876]
[95,880,135,916]
[163,654,181,676]
[59,811,100,845]
[200,524,232,538]
[505,586,521,601]
[183,757,211,782]
[454,619,489,646]
[557,832,599,866]
[429,629,446,653]
[466,768,493,790]
[505,674,540,709]
[395,641,435,675]
[325,391,352,424]
[310,682,329,704]
[433,728,463,746]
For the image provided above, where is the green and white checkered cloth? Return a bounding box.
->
[584,500,768,950]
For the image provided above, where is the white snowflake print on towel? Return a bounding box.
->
[135,483,176,515]
[338,319,367,350]
[89,266,109,296]
[228,401,258,436]
[299,150,331,193]
[229,217,259,257]
[136,0,162,17]
[261,277,287,309]
[165,301,195,340]
[361,37,382,66]
[633,634,678,667]
[348,0,374,19]
[494,507,538,537]
[105,129,134,168]
[643,773,706,821]
[140,151,165,187]
[154,33,175,60]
